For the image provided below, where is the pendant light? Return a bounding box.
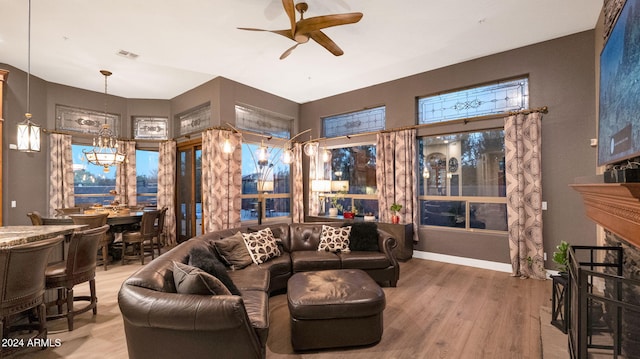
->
[16,0,41,153]
[83,70,126,172]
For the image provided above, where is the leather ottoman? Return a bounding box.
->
[287,269,385,351]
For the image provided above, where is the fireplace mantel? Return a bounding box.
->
[570,183,640,248]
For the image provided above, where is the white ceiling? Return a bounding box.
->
[0,0,603,104]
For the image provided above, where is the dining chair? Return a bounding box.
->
[55,207,82,216]
[45,225,109,331]
[122,210,160,265]
[0,236,64,357]
[27,211,44,225]
[150,206,168,257]
[69,213,111,271]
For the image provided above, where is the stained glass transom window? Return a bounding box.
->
[322,106,386,138]
[417,78,529,124]
[235,104,292,139]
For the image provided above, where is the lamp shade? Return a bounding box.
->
[331,180,349,193]
[311,179,331,193]
[257,180,274,192]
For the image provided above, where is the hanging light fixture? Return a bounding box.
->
[83,70,125,173]
[16,0,41,153]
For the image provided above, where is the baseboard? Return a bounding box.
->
[412,250,513,273]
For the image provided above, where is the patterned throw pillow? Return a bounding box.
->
[318,225,352,253]
[242,228,281,265]
[172,261,232,296]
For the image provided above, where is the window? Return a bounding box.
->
[418,78,529,124]
[72,144,117,205]
[241,143,291,221]
[136,149,159,206]
[235,104,292,139]
[317,144,378,218]
[418,129,507,232]
[322,106,386,138]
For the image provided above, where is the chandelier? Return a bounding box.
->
[83,70,125,173]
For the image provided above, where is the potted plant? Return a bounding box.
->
[390,203,402,224]
[552,240,570,275]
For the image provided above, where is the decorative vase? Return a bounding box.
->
[328,208,338,217]
[391,215,400,224]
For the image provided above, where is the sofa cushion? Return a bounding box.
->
[318,225,351,253]
[345,222,380,251]
[240,289,269,346]
[214,232,253,270]
[339,251,391,269]
[291,251,341,272]
[254,252,291,277]
[188,246,241,295]
[242,228,281,265]
[227,265,270,291]
[172,261,232,296]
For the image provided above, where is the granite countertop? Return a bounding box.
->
[0,225,86,248]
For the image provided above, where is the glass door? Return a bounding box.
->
[177,141,202,243]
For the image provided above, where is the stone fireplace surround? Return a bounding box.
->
[571,182,640,357]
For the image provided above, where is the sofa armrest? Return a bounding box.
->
[377,229,400,286]
[118,283,252,331]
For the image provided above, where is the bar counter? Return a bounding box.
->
[0,225,85,248]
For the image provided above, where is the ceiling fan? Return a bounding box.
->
[239,0,363,60]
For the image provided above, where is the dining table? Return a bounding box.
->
[41,211,145,228]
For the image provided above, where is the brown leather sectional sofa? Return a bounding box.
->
[118,222,399,359]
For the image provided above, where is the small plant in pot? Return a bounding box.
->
[553,240,570,276]
[390,203,402,224]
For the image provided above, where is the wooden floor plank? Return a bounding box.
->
[12,257,551,359]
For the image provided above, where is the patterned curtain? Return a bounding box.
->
[504,112,545,279]
[376,129,419,241]
[115,141,137,206]
[49,134,74,216]
[158,140,177,246]
[291,143,304,223]
[202,129,242,232]
[308,146,320,216]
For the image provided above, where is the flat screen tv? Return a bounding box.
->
[599,0,640,166]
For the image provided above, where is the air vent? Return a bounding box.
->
[116,50,139,60]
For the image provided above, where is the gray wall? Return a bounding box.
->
[299,30,598,268]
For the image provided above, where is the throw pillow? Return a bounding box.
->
[345,222,380,251]
[214,232,253,270]
[173,261,232,296]
[318,225,351,253]
[188,246,241,295]
[242,228,281,265]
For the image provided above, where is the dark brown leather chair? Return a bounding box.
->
[45,225,109,331]
[0,236,64,357]
[27,211,44,225]
[69,213,111,271]
[122,210,160,265]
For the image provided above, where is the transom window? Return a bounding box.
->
[235,104,292,139]
[322,106,386,138]
[418,77,529,124]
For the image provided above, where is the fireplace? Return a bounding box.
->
[570,183,640,358]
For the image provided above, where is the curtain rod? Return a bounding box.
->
[309,106,548,143]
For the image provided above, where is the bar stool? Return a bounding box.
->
[122,210,160,265]
[0,236,64,357]
[45,225,109,331]
[26,211,44,225]
[69,213,111,271]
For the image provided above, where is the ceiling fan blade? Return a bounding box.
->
[238,28,294,40]
[296,13,363,34]
[282,0,296,35]
[280,43,299,60]
[310,31,344,56]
